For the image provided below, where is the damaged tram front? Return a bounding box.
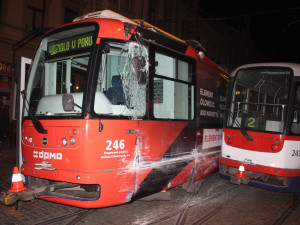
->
[8,11,228,208]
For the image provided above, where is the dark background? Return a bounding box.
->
[199,0,300,62]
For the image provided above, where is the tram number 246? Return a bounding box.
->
[292,150,300,157]
[106,139,125,150]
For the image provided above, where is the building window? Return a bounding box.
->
[64,8,78,24]
[120,0,132,10]
[0,0,2,22]
[27,5,44,30]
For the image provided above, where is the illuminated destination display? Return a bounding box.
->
[47,32,93,58]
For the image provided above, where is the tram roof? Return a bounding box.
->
[231,62,300,77]
[70,10,229,76]
[73,9,138,25]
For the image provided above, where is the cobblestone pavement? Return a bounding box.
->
[1,145,300,225]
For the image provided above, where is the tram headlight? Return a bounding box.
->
[62,138,68,146]
[24,135,28,142]
[227,138,233,144]
[70,136,76,145]
[28,137,33,143]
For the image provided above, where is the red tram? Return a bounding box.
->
[18,10,228,208]
[220,63,300,192]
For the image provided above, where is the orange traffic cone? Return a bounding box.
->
[7,167,28,193]
[234,162,248,178]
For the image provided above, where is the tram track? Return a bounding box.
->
[190,196,234,225]
[182,185,241,225]
[272,193,300,225]
[34,208,95,225]
[146,183,241,225]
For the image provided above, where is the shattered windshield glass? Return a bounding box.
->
[226,67,292,133]
[24,25,95,117]
[94,41,149,118]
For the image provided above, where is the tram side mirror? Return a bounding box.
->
[102,43,110,54]
[129,43,148,85]
[132,56,147,85]
[62,94,74,111]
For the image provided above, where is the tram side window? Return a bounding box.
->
[153,52,194,120]
[291,84,300,134]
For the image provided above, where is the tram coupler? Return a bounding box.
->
[230,176,249,185]
[0,186,49,206]
[0,191,20,206]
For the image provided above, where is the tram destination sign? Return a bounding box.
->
[46,32,93,59]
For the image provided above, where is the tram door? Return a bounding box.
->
[291,82,300,135]
[14,56,32,169]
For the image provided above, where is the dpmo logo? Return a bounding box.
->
[33,151,62,160]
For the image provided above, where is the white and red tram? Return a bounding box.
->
[220,62,300,192]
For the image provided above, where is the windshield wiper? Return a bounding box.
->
[228,111,253,141]
[21,90,48,134]
[240,127,253,141]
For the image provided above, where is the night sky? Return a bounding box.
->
[199,0,300,63]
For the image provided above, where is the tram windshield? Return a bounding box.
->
[93,41,148,118]
[226,67,292,133]
[24,25,96,117]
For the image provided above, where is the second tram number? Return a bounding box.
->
[292,150,300,157]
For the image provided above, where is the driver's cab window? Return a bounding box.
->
[291,83,300,134]
[94,41,149,118]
